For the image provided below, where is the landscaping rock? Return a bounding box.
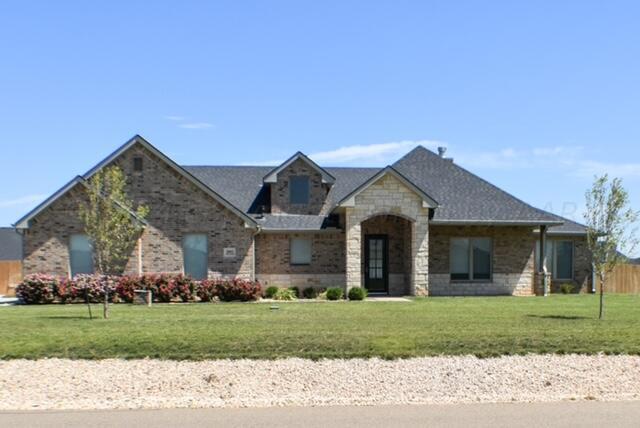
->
[0,355,638,410]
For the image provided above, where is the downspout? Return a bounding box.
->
[252,225,262,282]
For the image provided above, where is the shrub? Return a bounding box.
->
[560,283,575,294]
[302,286,318,299]
[348,287,367,301]
[274,288,296,301]
[55,277,79,303]
[172,274,196,302]
[16,274,58,304]
[115,275,139,303]
[74,274,118,303]
[197,280,217,302]
[288,286,300,298]
[140,273,175,302]
[215,279,262,302]
[326,287,344,301]
[265,286,279,299]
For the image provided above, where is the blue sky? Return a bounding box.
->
[1,1,639,253]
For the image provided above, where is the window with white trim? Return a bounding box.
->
[536,240,574,280]
[69,234,94,276]
[290,238,312,265]
[183,234,208,280]
[450,238,492,281]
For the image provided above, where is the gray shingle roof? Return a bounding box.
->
[183,145,584,232]
[255,214,329,231]
[392,147,561,225]
[0,228,22,260]
[547,217,588,235]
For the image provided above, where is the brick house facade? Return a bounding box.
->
[15,135,592,296]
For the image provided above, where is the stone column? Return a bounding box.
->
[345,207,362,292]
[411,211,430,296]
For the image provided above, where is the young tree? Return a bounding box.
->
[584,174,638,320]
[79,166,149,319]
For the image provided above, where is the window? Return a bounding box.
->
[183,234,208,280]
[133,156,143,172]
[69,234,94,276]
[450,238,492,281]
[290,176,309,204]
[290,238,312,265]
[536,240,574,280]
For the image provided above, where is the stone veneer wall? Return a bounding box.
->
[270,158,329,215]
[345,173,430,295]
[428,225,536,296]
[255,231,345,288]
[23,143,255,279]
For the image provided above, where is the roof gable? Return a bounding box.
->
[263,152,336,184]
[338,166,439,209]
[15,135,257,229]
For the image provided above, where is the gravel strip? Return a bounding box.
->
[0,355,639,410]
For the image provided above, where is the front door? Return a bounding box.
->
[364,234,388,293]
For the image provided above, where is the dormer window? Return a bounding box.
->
[290,176,309,204]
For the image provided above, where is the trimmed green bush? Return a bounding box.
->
[326,287,344,301]
[273,288,296,301]
[288,286,300,298]
[348,287,367,301]
[265,286,279,299]
[560,283,575,294]
[302,286,317,299]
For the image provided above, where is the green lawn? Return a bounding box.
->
[0,295,639,360]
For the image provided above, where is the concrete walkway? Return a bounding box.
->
[1,401,638,428]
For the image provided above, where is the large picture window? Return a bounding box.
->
[183,234,208,280]
[536,240,574,280]
[69,234,94,277]
[290,238,312,265]
[450,238,492,281]
[290,176,310,204]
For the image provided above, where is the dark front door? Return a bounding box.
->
[365,234,388,293]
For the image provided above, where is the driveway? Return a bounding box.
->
[1,401,638,428]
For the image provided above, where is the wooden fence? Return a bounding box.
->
[596,263,640,294]
[0,261,22,296]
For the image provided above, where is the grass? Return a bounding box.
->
[0,295,639,360]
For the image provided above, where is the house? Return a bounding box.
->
[14,135,592,296]
[0,227,23,295]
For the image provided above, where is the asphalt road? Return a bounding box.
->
[1,401,639,428]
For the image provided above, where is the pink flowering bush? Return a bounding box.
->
[214,278,262,302]
[172,274,196,302]
[55,277,81,303]
[17,273,262,304]
[73,274,118,303]
[115,275,139,303]
[196,280,217,302]
[16,274,58,304]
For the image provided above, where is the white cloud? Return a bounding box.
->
[242,140,446,166]
[0,194,47,208]
[452,146,587,170]
[451,145,640,179]
[178,122,214,130]
[571,160,640,178]
[309,140,444,164]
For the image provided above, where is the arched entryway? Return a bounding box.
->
[361,214,413,295]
